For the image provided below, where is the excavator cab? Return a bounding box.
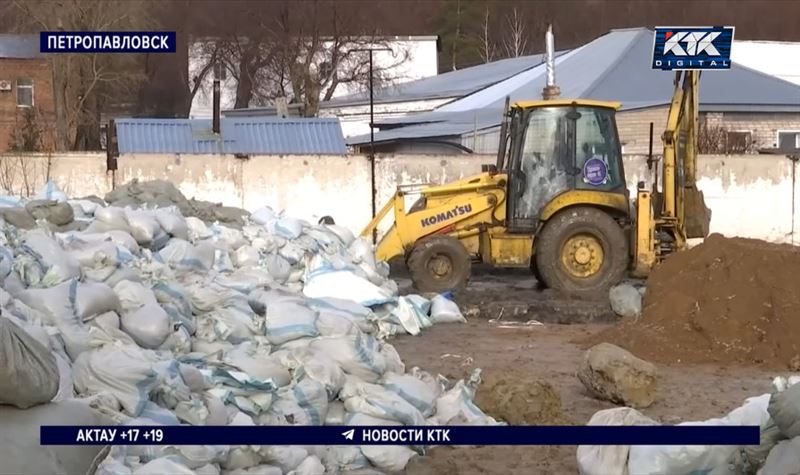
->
[500,100,629,233]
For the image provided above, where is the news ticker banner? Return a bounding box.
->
[40,32,177,53]
[41,425,760,446]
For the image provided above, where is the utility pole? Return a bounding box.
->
[350,47,391,244]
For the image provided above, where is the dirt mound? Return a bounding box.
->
[589,234,800,368]
[475,375,569,425]
[105,179,249,227]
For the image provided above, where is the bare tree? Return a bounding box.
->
[10,0,151,151]
[478,6,496,63]
[503,8,529,58]
[189,0,409,117]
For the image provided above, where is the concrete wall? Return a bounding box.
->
[8,151,800,245]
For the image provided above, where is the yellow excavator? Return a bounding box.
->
[359,26,711,294]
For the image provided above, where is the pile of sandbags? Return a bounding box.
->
[0,180,487,475]
[577,377,800,475]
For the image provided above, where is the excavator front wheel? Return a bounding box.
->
[535,207,628,294]
[407,235,471,293]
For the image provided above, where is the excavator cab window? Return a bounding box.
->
[506,105,626,232]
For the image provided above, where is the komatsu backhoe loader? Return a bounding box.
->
[359,26,711,294]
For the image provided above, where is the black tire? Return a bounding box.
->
[407,235,471,293]
[318,216,335,225]
[535,206,628,294]
[530,261,546,290]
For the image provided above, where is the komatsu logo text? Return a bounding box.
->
[420,204,472,227]
[652,27,734,71]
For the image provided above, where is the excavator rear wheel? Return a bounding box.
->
[535,206,628,294]
[407,235,471,293]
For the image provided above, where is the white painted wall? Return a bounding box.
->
[732,41,800,85]
[189,37,439,119]
[10,152,800,247]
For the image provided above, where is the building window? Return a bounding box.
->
[16,78,33,107]
[725,131,751,154]
[777,130,800,151]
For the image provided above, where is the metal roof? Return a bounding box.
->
[349,28,800,146]
[116,117,347,155]
[323,51,569,108]
[0,34,43,59]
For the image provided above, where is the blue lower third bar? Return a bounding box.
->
[40,425,760,446]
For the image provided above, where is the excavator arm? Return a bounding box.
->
[634,70,711,275]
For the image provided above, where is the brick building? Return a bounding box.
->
[0,35,55,151]
[339,28,800,155]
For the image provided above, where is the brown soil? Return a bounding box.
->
[586,234,800,369]
[476,376,570,425]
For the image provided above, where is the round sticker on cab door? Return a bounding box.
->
[583,158,608,186]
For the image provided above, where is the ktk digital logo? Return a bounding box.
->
[652,26,735,71]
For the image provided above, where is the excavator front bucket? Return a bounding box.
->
[684,186,711,238]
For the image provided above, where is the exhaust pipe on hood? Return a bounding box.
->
[542,24,561,100]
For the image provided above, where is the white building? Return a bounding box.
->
[188,36,439,119]
[731,40,800,86]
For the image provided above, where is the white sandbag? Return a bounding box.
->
[341,378,427,426]
[265,300,319,345]
[120,301,171,349]
[158,239,215,273]
[0,317,59,408]
[289,455,325,475]
[269,377,329,425]
[303,269,395,307]
[259,446,309,473]
[325,401,346,425]
[315,310,360,337]
[345,411,402,426]
[154,207,189,240]
[273,217,305,240]
[326,225,355,246]
[198,304,260,343]
[628,394,772,474]
[757,437,800,475]
[773,375,800,392]
[74,281,121,320]
[19,229,81,285]
[52,352,75,402]
[186,217,213,241]
[380,342,405,374]
[15,280,91,360]
[69,199,101,218]
[35,180,68,202]
[381,369,442,417]
[225,465,283,475]
[210,224,248,251]
[577,407,660,475]
[251,206,276,226]
[125,209,164,245]
[224,342,292,387]
[0,399,115,475]
[307,446,369,473]
[310,334,387,382]
[769,381,800,438]
[133,458,196,475]
[360,445,417,472]
[430,294,466,323]
[290,347,346,397]
[307,297,374,334]
[389,297,422,335]
[435,369,497,425]
[72,345,160,416]
[233,245,261,267]
[95,206,130,230]
[264,254,292,282]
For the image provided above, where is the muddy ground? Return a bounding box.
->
[390,268,778,475]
